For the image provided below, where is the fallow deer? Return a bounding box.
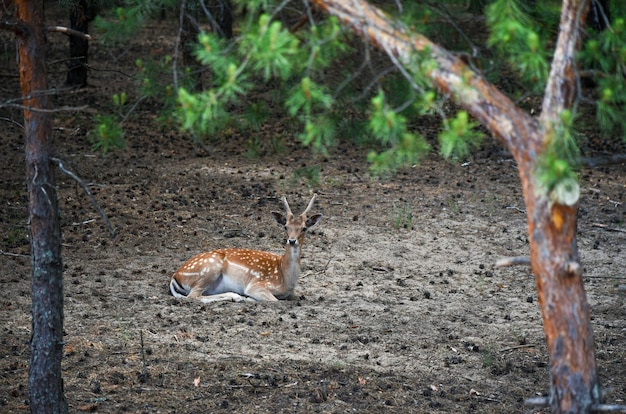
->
[169,194,322,303]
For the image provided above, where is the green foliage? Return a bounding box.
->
[245,137,262,159]
[286,77,333,118]
[536,109,581,205]
[91,114,125,154]
[392,202,413,230]
[90,0,623,179]
[579,17,626,139]
[242,15,301,81]
[179,7,352,149]
[90,91,128,154]
[241,102,270,132]
[179,16,303,140]
[368,91,409,144]
[135,57,184,124]
[178,88,230,135]
[438,111,482,160]
[366,91,431,174]
[486,0,549,92]
[299,116,336,155]
[306,16,352,72]
[94,0,177,45]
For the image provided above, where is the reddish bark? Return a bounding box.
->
[310,0,599,412]
[14,0,67,412]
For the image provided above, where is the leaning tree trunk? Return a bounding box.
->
[14,0,67,412]
[310,0,599,412]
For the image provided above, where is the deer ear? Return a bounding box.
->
[271,211,286,226]
[305,214,322,229]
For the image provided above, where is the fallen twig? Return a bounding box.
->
[0,250,29,258]
[499,344,537,353]
[322,257,332,273]
[71,219,96,226]
[52,157,117,239]
[505,206,526,214]
[584,275,626,280]
[495,256,531,267]
[592,223,626,234]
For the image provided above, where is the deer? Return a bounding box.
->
[169,194,322,303]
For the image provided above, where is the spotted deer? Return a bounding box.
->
[169,194,322,303]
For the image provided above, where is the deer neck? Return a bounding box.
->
[280,242,302,294]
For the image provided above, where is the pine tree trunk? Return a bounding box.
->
[14,0,67,412]
[66,0,94,87]
[310,0,600,412]
[181,0,202,90]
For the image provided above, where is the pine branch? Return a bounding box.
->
[46,26,92,40]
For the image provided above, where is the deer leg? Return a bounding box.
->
[197,292,250,303]
[244,285,280,301]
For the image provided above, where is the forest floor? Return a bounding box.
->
[1,4,625,413]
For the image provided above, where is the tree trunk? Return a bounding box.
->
[66,0,95,87]
[587,0,609,32]
[14,0,67,412]
[181,0,202,90]
[467,0,486,15]
[213,0,233,39]
[310,0,600,412]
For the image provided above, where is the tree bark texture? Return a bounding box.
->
[14,0,67,412]
[66,0,95,87]
[310,0,600,412]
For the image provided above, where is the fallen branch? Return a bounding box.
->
[46,26,92,40]
[505,206,526,214]
[495,256,531,267]
[499,344,537,352]
[0,250,29,258]
[592,223,626,234]
[139,330,148,382]
[584,275,626,280]
[0,103,88,113]
[51,157,117,239]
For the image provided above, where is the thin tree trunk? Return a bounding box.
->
[213,0,233,39]
[310,0,600,412]
[66,0,95,87]
[181,0,202,90]
[14,0,67,412]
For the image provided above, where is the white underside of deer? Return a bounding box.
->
[170,194,322,303]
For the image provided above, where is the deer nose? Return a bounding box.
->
[287,239,298,246]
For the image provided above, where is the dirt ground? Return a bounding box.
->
[1,4,626,413]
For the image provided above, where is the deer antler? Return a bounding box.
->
[303,193,317,215]
[282,196,293,216]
